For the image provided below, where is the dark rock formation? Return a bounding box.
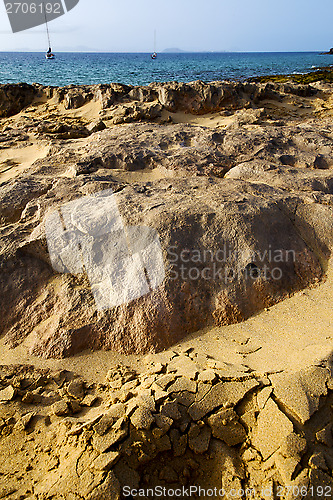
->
[0,79,319,119]
[0,83,39,117]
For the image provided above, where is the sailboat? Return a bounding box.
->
[44,3,55,60]
[151,30,157,59]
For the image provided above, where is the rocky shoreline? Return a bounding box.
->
[1,75,333,498]
[1,78,332,357]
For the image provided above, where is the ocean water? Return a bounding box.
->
[0,51,332,87]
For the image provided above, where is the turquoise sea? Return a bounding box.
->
[0,51,332,87]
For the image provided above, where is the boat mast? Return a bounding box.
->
[43,2,51,49]
[154,29,156,53]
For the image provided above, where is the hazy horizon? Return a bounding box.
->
[0,49,327,53]
[0,0,332,53]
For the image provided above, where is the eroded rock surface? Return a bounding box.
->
[1,80,333,357]
[1,173,328,358]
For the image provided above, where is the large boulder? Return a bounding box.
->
[1,174,325,358]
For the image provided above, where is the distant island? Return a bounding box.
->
[321,48,333,55]
[162,48,186,53]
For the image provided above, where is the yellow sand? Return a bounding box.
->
[0,143,50,183]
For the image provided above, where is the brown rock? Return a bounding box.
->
[159,465,178,483]
[154,374,177,390]
[14,412,35,431]
[107,403,126,419]
[170,428,187,457]
[314,154,329,170]
[21,391,35,404]
[81,394,98,407]
[174,391,196,407]
[279,432,307,459]
[93,414,116,436]
[309,452,328,471]
[160,401,181,421]
[86,120,106,133]
[270,367,329,424]
[239,410,257,430]
[130,407,154,430]
[0,83,331,360]
[86,471,121,500]
[242,447,260,462]
[196,382,212,401]
[257,387,272,410]
[92,418,128,453]
[0,386,16,402]
[155,414,173,433]
[167,376,197,394]
[274,453,299,484]
[69,400,82,414]
[51,400,71,417]
[66,379,85,400]
[64,90,90,110]
[152,386,169,403]
[113,462,140,490]
[309,468,333,491]
[284,470,309,500]
[132,394,156,412]
[0,83,38,117]
[167,356,199,379]
[316,424,333,447]
[155,433,172,452]
[198,369,218,384]
[145,362,164,375]
[208,408,246,446]
[188,423,211,454]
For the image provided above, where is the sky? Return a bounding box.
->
[0,0,332,52]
